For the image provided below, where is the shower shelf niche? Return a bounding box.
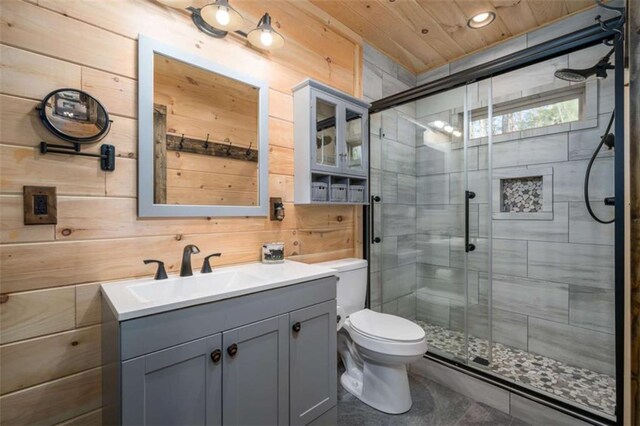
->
[492,167,553,220]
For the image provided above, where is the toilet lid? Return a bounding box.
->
[349,309,425,343]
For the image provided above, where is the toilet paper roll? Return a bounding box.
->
[336,305,346,331]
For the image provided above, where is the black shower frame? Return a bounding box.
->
[362,17,625,426]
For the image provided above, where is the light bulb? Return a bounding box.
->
[216,7,230,26]
[433,120,445,129]
[452,130,462,137]
[472,12,490,23]
[444,125,454,133]
[260,30,273,47]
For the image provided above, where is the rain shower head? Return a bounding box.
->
[554,47,614,82]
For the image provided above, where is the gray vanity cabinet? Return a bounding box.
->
[222,315,289,425]
[289,301,337,425]
[121,334,222,425]
[103,276,338,426]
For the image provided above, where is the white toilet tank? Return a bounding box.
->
[316,258,368,316]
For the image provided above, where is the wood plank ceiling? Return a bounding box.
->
[310,0,597,73]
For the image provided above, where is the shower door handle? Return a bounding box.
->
[371,195,381,244]
[465,190,476,253]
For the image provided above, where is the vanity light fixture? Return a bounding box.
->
[433,120,445,129]
[247,13,285,50]
[452,130,462,137]
[200,0,244,32]
[467,11,496,29]
[187,5,284,50]
[443,125,454,133]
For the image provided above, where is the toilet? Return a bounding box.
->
[317,258,428,414]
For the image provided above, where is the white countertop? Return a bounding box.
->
[101,260,337,321]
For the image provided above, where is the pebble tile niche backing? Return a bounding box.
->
[501,176,543,213]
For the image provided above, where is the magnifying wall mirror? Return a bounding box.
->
[39,89,111,143]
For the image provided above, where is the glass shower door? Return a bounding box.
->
[369,82,490,367]
[412,83,491,365]
[369,103,420,320]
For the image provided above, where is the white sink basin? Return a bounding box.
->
[128,270,267,303]
[101,260,338,321]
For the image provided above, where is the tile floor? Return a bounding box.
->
[337,364,527,425]
[416,321,616,417]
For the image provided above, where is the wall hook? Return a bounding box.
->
[203,133,210,149]
[246,142,252,157]
[179,134,185,151]
[226,141,233,156]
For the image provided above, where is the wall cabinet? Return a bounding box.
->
[103,277,338,426]
[293,79,370,204]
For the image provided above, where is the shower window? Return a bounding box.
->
[469,85,584,139]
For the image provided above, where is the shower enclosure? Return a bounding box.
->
[368,38,622,422]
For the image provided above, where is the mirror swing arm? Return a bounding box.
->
[37,88,116,171]
[38,141,116,172]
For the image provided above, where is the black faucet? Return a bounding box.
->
[180,244,200,277]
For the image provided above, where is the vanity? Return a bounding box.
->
[101,261,338,425]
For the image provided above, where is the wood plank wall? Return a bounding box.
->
[0,0,363,423]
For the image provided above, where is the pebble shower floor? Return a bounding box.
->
[416,321,616,417]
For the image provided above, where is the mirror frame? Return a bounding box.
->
[137,35,269,217]
[39,88,112,144]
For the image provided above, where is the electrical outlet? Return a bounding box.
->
[23,186,57,225]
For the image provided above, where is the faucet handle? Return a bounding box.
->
[201,253,222,274]
[144,259,168,280]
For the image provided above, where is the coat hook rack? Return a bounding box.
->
[179,134,185,151]
[39,141,116,171]
[203,133,210,149]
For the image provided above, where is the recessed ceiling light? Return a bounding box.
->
[467,11,496,29]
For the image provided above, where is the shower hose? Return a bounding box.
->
[584,110,615,224]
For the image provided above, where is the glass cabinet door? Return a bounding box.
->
[313,95,339,171]
[344,108,367,175]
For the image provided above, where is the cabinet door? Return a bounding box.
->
[343,104,369,177]
[121,334,222,425]
[222,315,289,426]
[311,90,343,174]
[289,300,337,425]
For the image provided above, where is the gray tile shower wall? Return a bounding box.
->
[414,40,616,376]
[364,44,418,316]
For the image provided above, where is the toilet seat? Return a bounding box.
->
[345,309,428,357]
[349,309,425,342]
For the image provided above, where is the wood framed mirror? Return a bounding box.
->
[138,35,269,217]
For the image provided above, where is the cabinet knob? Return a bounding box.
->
[292,322,301,333]
[227,343,238,357]
[210,349,221,363]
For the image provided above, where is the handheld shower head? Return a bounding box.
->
[554,47,614,82]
